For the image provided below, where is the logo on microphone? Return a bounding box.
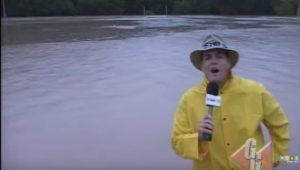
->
[206,94,221,106]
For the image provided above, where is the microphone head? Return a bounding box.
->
[206,81,219,95]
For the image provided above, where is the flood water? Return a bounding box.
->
[2,16,300,170]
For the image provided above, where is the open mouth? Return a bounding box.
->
[211,69,219,73]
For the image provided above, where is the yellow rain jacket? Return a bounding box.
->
[171,75,289,170]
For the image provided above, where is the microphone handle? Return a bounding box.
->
[201,106,214,141]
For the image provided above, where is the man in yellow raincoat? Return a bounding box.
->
[171,34,290,170]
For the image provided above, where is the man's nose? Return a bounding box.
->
[210,56,218,64]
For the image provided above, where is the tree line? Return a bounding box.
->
[2,0,299,17]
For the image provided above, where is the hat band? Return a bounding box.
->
[203,41,228,49]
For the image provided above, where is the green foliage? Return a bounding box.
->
[5,0,76,16]
[173,0,193,14]
[122,0,143,15]
[2,0,300,17]
[77,0,123,15]
[272,0,298,15]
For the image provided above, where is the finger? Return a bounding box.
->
[201,119,214,127]
[200,127,213,134]
[205,114,212,119]
[200,123,214,131]
[199,115,214,133]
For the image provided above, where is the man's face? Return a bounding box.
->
[201,49,231,84]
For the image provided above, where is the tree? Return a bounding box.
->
[173,0,193,14]
[272,0,298,15]
[2,0,299,17]
[77,0,124,15]
[123,0,142,15]
[5,0,77,16]
[297,0,300,16]
[2,0,7,17]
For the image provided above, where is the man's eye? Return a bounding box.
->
[217,55,225,59]
[203,56,211,60]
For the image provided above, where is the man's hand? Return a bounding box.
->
[198,114,214,140]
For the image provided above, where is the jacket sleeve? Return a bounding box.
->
[261,85,290,163]
[171,93,204,160]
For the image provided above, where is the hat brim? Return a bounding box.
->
[190,48,239,71]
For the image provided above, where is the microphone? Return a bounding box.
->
[201,81,220,141]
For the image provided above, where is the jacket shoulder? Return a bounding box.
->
[180,84,204,100]
[235,76,265,92]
